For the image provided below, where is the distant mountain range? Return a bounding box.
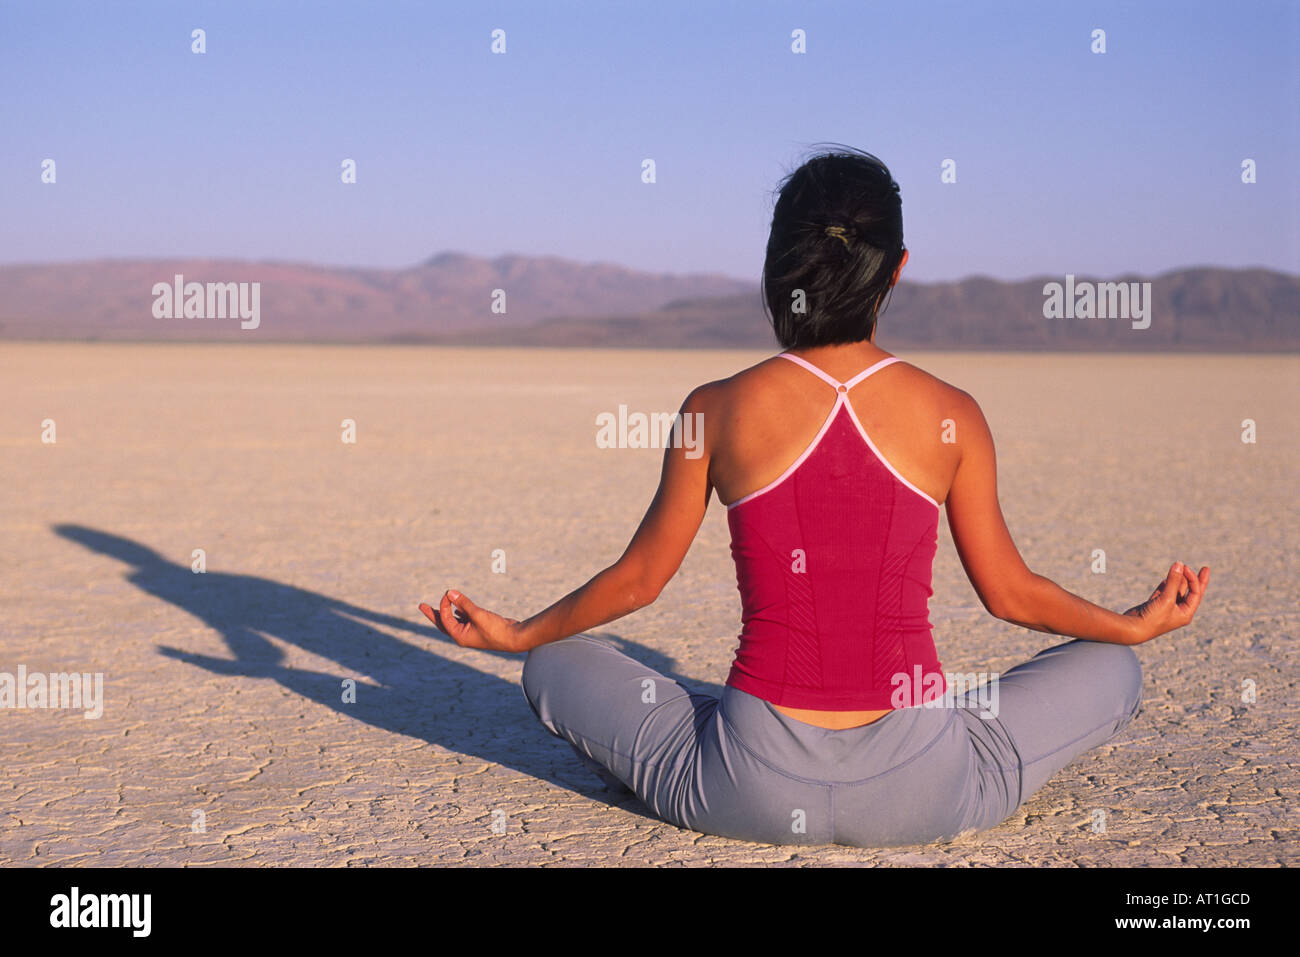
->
[473,267,1298,352]
[0,254,1295,351]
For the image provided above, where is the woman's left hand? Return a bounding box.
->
[419,590,525,652]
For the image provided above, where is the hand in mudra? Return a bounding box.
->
[419,590,524,652]
[1123,562,1210,642]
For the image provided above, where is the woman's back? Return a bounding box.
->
[702,343,970,728]
[707,343,964,511]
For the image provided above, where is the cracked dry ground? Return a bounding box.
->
[1,344,1295,866]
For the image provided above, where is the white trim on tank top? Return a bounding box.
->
[725,352,940,510]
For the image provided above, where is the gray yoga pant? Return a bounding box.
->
[521,634,1144,847]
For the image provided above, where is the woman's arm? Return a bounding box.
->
[944,392,1209,645]
[420,386,715,653]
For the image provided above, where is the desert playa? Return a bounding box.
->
[0,343,1294,866]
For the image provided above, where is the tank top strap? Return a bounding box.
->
[777,352,844,389]
[777,352,902,391]
[843,355,901,389]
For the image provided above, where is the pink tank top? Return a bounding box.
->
[724,353,947,711]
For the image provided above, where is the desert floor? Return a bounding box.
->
[1,343,1294,866]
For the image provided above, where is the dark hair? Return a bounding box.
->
[761,144,906,348]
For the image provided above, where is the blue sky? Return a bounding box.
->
[1,0,1296,281]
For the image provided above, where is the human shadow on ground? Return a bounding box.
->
[53,524,727,819]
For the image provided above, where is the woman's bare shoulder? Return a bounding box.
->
[684,355,788,408]
[889,357,965,394]
[887,359,993,459]
[885,357,979,410]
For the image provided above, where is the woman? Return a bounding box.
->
[419,146,1210,848]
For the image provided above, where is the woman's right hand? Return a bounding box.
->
[1123,562,1211,643]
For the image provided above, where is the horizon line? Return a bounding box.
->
[0,253,1294,287]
